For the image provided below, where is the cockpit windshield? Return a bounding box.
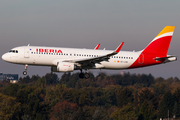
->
[9,50,18,53]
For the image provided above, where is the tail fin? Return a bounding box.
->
[142,26,175,55]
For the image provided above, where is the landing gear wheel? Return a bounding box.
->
[23,64,28,75]
[84,73,90,79]
[23,71,27,75]
[79,73,84,79]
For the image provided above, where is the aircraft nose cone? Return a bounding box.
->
[2,53,8,61]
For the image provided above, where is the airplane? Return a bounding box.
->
[2,26,177,79]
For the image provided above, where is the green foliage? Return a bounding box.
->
[0,72,180,119]
[111,103,137,120]
[116,87,134,107]
[2,84,19,97]
[45,72,58,85]
[158,90,175,118]
[138,100,156,120]
[0,93,21,120]
[35,77,46,88]
[50,100,78,120]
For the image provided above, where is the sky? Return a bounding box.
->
[0,1,180,79]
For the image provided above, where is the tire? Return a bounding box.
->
[23,71,27,75]
[84,73,90,79]
[79,73,84,79]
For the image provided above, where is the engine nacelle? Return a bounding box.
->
[51,62,74,72]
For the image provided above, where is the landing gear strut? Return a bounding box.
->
[79,69,90,79]
[23,64,28,75]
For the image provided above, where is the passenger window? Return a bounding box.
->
[16,50,18,53]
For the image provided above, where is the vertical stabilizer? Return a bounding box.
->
[142,26,175,55]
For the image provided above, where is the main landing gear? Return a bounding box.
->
[79,69,90,79]
[23,64,28,75]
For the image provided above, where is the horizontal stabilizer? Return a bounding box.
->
[154,56,177,63]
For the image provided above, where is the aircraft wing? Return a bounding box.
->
[63,42,124,67]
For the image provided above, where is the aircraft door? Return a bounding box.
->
[138,54,144,64]
[24,48,30,58]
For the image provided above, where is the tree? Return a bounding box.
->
[2,84,19,97]
[35,77,47,88]
[158,90,175,118]
[18,75,31,84]
[137,74,154,87]
[172,101,180,118]
[92,107,112,120]
[138,100,156,120]
[0,93,21,120]
[138,87,158,109]
[50,100,78,120]
[111,103,137,120]
[116,87,134,107]
[45,73,58,85]
[79,90,91,107]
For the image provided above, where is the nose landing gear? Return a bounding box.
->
[23,64,28,75]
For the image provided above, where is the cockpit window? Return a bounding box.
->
[9,50,18,53]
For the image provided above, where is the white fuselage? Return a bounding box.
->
[2,46,141,70]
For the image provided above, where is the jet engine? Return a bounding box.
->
[51,62,75,72]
